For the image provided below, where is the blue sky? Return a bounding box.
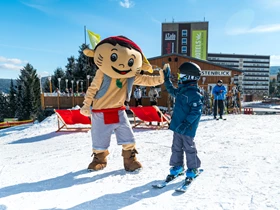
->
[1,0,280,79]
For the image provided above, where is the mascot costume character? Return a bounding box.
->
[80,35,167,172]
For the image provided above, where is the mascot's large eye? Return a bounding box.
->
[128,58,134,67]
[110,53,118,62]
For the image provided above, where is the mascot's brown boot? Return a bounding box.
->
[88,150,109,171]
[122,149,142,172]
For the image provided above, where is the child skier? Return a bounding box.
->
[163,62,203,180]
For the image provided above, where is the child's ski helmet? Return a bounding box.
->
[178,62,201,82]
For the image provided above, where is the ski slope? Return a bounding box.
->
[1,112,280,210]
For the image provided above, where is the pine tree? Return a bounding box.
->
[74,44,88,79]
[8,79,17,118]
[53,68,66,92]
[74,43,96,92]
[65,56,76,92]
[65,56,76,79]
[15,82,26,121]
[32,74,42,118]
[0,91,7,122]
[43,77,51,93]
[16,63,41,120]
[19,67,32,120]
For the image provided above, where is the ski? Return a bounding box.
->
[175,169,203,193]
[152,172,184,188]
[216,117,226,120]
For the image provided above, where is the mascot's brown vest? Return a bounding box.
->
[94,74,135,102]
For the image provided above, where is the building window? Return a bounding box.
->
[181,46,187,53]
[182,30,188,37]
[182,38,187,45]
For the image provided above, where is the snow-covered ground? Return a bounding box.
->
[1,111,280,210]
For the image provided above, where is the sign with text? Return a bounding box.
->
[202,70,232,76]
[191,30,207,60]
[162,31,177,54]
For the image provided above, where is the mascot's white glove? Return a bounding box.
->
[162,63,171,81]
[80,104,91,117]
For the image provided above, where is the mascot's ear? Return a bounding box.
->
[83,48,95,57]
[142,63,153,73]
[141,55,153,73]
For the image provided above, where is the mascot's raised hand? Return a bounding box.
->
[162,63,171,80]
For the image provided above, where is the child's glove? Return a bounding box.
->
[175,121,191,133]
[163,63,170,80]
[80,104,91,117]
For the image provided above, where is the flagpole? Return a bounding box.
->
[84,25,87,45]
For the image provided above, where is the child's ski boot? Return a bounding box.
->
[165,166,184,182]
[186,168,199,178]
[170,166,184,176]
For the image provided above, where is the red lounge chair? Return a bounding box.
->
[129,106,170,129]
[54,109,91,132]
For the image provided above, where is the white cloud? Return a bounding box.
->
[119,0,134,8]
[0,56,27,71]
[248,24,280,33]
[0,63,23,71]
[21,1,50,13]
[229,24,280,35]
[270,55,280,66]
[40,71,50,77]
[0,56,25,65]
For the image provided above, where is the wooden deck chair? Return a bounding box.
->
[54,109,91,132]
[129,106,170,129]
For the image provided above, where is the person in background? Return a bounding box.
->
[163,62,203,180]
[133,86,142,106]
[65,88,69,97]
[148,86,159,106]
[53,88,61,96]
[148,86,159,125]
[229,85,240,114]
[212,80,227,119]
[69,88,73,96]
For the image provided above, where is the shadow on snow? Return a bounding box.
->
[0,169,125,199]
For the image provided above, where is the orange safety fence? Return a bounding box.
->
[244,107,254,115]
[0,119,34,129]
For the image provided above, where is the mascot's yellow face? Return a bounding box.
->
[94,43,142,79]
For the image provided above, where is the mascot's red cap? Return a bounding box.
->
[100,36,142,54]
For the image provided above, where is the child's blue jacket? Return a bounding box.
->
[164,78,203,137]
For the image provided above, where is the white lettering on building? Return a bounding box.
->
[201,70,231,76]
[195,33,202,59]
[165,33,176,40]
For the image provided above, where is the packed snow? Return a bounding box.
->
[1,109,280,210]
